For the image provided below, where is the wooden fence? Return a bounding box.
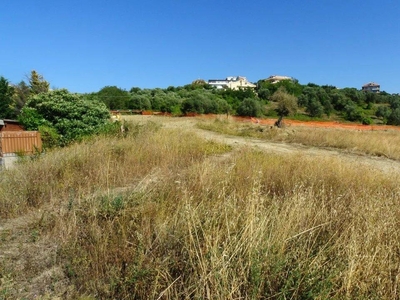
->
[0,131,42,156]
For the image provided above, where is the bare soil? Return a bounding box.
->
[130,115,400,174]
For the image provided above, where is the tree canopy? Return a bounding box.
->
[97,86,130,110]
[0,76,15,119]
[13,81,30,115]
[271,87,298,117]
[29,70,50,95]
[19,89,110,146]
[4,70,400,129]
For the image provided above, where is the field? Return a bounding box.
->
[1,115,400,299]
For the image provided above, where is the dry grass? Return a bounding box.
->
[1,118,400,299]
[198,117,400,160]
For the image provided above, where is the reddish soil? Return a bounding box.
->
[193,114,400,131]
[121,111,400,131]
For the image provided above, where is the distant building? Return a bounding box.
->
[362,82,380,93]
[208,76,256,90]
[262,75,293,84]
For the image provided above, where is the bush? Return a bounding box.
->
[388,108,400,125]
[271,87,298,117]
[18,107,51,130]
[38,125,61,149]
[376,106,391,122]
[237,98,263,117]
[361,116,373,125]
[344,102,363,122]
[19,89,110,146]
[306,99,324,117]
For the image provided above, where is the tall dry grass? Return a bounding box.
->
[198,117,400,160]
[0,121,229,218]
[1,119,400,299]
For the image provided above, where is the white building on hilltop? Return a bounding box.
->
[262,75,293,84]
[362,82,380,93]
[208,76,256,90]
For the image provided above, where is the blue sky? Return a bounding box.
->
[1,1,399,93]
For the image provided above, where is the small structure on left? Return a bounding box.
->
[0,119,42,169]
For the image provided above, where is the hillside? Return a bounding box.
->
[1,115,400,299]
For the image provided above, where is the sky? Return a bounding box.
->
[1,1,399,94]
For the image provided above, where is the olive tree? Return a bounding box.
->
[237,98,263,117]
[271,87,298,127]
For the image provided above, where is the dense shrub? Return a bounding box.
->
[38,125,61,149]
[97,86,130,109]
[376,106,391,122]
[237,98,263,117]
[305,98,324,117]
[271,87,298,117]
[388,108,400,125]
[344,102,364,122]
[19,89,110,146]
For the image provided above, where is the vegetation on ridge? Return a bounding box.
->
[3,70,400,137]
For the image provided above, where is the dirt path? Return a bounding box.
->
[2,115,400,299]
[194,125,400,174]
[131,115,400,174]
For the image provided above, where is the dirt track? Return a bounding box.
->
[2,115,400,298]
[126,115,400,175]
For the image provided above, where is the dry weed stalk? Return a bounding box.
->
[1,120,400,298]
[198,117,400,160]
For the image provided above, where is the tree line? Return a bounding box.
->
[92,78,400,125]
[2,71,400,147]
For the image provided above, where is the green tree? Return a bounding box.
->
[271,87,298,127]
[129,87,141,93]
[159,92,183,113]
[13,80,30,114]
[97,86,130,110]
[237,98,263,117]
[258,79,303,97]
[365,91,379,105]
[389,96,400,110]
[214,98,231,114]
[0,76,15,119]
[376,106,391,122]
[257,88,270,101]
[344,102,363,122]
[127,94,151,110]
[306,98,324,117]
[29,70,50,95]
[298,85,333,117]
[388,108,400,125]
[181,91,212,114]
[322,99,334,116]
[275,79,303,96]
[272,87,298,117]
[219,88,256,112]
[342,88,366,106]
[19,89,110,146]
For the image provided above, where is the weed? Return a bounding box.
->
[2,118,400,298]
[0,274,14,300]
[198,117,400,160]
[30,229,39,242]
